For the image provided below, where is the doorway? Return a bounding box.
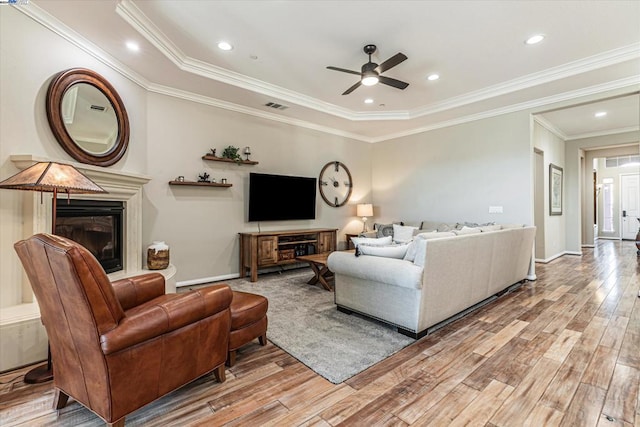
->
[621,173,639,240]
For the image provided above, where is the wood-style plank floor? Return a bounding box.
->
[1,240,638,426]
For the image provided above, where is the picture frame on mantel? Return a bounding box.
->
[549,163,563,216]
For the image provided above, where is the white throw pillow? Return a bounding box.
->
[452,226,482,235]
[479,224,502,232]
[412,239,429,266]
[350,235,392,248]
[358,243,410,259]
[414,231,456,240]
[392,224,418,243]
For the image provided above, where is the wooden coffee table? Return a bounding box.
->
[296,252,334,291]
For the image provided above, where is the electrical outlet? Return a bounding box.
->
[489,206,503,214]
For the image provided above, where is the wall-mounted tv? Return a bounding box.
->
[248,172,317,221]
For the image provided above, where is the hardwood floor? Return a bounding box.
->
[1,239,638,426]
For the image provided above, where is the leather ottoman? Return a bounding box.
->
[228,291,268,366]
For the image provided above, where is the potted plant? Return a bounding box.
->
[221,146,242,163]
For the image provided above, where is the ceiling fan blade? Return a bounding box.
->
[379,75,409,90]
[375,53,408,74]
[327,66,361,76]
[342,81,362,95]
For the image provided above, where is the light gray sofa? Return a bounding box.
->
[327,226,536,338]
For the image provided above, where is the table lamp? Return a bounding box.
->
[356,203,373,233]
[0,161,107,383]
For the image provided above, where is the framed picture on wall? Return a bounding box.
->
[549,163,563,215]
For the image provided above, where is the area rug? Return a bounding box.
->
[191,269,414,384]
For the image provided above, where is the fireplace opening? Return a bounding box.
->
[55,199,124,273]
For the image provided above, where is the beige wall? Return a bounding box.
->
[143,93,372,283]
[0,6,370,370]
[532,120,566,261]
[370,112,533,227]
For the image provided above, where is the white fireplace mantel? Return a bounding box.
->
[10,154,153,282]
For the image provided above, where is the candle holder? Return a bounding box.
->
[244,146,251,161]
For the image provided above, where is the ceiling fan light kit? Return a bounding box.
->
[327,44,409,95]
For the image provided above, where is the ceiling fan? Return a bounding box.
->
[327,44,409,95]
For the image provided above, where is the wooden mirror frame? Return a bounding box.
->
[46,68,130,167]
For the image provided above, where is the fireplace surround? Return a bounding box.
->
[0,155,176,372]
[55,199,125,274]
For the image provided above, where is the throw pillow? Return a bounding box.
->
[412,238,429,267]
[414,231,456,240]
[453,226,482,235]
[375,223,395,238]
[358,243,410,259]
[393,224,418,243]
[350,235,392,249]
[479,224,502,232]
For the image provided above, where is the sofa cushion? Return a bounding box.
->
[393,224,418,243]
[358,242,410,259]
[350,235,392,248]
[479,224,502,232]
[415,231,457,240]
[328,251,423,290]
[452,226,482,235]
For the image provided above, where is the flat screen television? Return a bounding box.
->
[248,172,317,221]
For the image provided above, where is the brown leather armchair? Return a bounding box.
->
[14,233,233,427]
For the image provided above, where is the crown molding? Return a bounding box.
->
[565,126,640,141]
[117,0,640,123]
[369,77,640,143]
[409,43,640,120]
[15,2,640,145]
[17,2,149,90]
[146,83,374,143]
[533,116,568,140]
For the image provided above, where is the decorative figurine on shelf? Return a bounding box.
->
[209,148,217,157]
[244,146,252,161]
[222,145,242,163]
[198,172,210,183]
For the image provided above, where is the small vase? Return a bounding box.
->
[147,241,170,270]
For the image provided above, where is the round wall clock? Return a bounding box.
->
[319,161,353,207]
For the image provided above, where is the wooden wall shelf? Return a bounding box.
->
[202,155,258,165]
[168,180,232,188]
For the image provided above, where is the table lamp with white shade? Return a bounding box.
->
[356,203,373,233]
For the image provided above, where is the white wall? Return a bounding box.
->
[143,93,372,283]
[0,6,371,370]
[0,7,148,309]
[532,120,566,261]
[370,112,533,227]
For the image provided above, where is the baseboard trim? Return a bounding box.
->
[536,251,583,264]
[177,273,240,288]
[176,264,309,288]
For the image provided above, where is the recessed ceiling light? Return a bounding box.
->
[525,34,545,45]
[125,41,139,52]
[218,41,233,51]
[427,74,440,81]
[364,98,374,104]
[594,111,607,118]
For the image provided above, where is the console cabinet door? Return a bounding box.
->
[257,236,278,266]
[317,231,336,253]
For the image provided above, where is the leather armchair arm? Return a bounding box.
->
[101,284,232,355]
[112,273,165,311]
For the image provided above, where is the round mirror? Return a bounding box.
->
[46,68,129,167]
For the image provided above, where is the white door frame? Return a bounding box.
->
[620,172,639,240]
